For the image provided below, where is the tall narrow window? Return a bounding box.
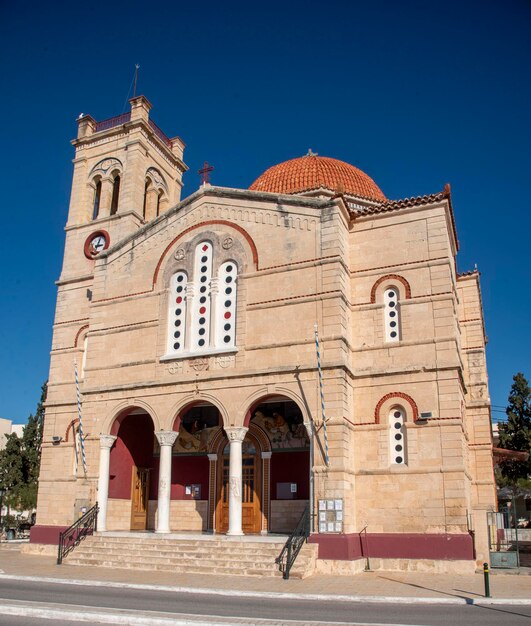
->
[156,191,162,217]
[143,180,150,219]
[190,241,213,350]
[167,271,188,355]
[165,241,239,357]
[215,261,237,348]
[389,407,407,465]
[92,179,102,220]
[110,175,120,216]
[384,287,400,342]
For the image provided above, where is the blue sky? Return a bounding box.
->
[0,0,529,423]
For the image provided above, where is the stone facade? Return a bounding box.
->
[31,96,496,572]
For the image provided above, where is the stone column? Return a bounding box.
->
[207,453,218,532]
[261,451,272,534]
[155,431,178,533]
[98,178,113,218]
[144,187,159,222]
[96,434,117,532]
[225,426,248,536]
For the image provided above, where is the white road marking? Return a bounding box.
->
[0,574,465,605]
[0,599,432,626]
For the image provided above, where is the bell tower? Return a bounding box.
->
[60,95,187,281]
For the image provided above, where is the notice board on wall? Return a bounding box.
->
[318,499,343,533]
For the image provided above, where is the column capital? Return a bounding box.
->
[261,451,272,460]
[155,430,178,447]
[100,434,117,449]
[207,454,218,462]
[224,426,248,443]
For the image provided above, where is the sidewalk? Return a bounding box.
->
[1,542,530,605]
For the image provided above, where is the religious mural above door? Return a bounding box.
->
[251,401,309,450]
[173,405,220,454]
[165,399,309,455]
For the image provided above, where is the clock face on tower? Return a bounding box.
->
[84,230,110,259]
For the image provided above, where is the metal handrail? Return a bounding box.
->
[95,113,131,132]
[275,504,310,580]
[57,503,99,565]
[149,119,172,147]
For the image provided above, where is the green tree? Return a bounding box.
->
[498,372,531,487]
[0,433,24,514]
[0,382,47,515]
[19,382,47,509]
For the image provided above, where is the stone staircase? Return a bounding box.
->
[65,533,317,579]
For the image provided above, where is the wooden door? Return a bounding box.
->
[216,436,261,534]
[130,466,150,530]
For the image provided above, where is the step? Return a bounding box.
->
[64,535,316,579]
[70,555,280,570]
[79,546,285,559]
[67,558,282,577]
[85,541,284,554]
[90,539,287,551]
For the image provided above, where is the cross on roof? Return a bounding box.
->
[198,161,214,185]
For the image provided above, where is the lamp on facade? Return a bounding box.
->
[416,412,433,424]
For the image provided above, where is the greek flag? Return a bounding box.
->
[314,324,330,466]
[74,361,88,477]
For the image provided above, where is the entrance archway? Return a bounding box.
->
[171,402,222,532]
[248,396,310,533]
[108,409,157,531]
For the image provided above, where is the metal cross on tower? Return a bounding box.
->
[198,161,214,185]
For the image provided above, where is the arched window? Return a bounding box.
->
[389,407,407,465]
[167,271,188,356]
[384,287,400,342]
[156,190,163,217]
[166,241,238,357]
[110,175,120,216]
[215,261,237,348]
[190,241,213,350]
[92,178,102,220]
[143,180,150,219]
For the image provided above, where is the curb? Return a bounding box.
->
[0,573,529,606]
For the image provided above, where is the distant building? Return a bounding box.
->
[0,418,23,451]
[31,95,496,573]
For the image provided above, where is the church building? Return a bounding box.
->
[31,95,496,573]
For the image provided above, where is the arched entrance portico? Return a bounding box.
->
[100,408,158,532]
[247,396,310,534]
[98,396,309,537]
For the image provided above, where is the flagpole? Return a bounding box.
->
[314,324,330,466]
[74,361,88,478]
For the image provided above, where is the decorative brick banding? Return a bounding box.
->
[375,392,419,423]
[74,324,89,347]
[153,220,259,286]
[370,274,412,303]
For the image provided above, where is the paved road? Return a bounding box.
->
[0,578,530,625]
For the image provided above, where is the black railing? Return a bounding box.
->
[275,504,310,580]
[95,113,131,133]
[149,119,172,147]
[57,503,99,565]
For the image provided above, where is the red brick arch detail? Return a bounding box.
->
[375,392,419,423]
[64,418,80,442]
[152,220,259,287]
[74,324,89,348]
[370,274,411,303]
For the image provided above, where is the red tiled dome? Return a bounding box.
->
[249,153,386,201]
